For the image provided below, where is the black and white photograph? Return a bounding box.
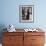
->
[19,5,34,23]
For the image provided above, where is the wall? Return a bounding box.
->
[0,0,46,43]
[0,0,46,29]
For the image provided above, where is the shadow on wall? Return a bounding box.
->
[0,24,7,43]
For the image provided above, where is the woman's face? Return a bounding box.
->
[24,8,28,16]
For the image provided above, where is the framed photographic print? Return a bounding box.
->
[19,5,34,23]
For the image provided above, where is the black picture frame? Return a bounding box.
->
[19,5,34,23]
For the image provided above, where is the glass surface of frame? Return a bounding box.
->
[19,5,34,23]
